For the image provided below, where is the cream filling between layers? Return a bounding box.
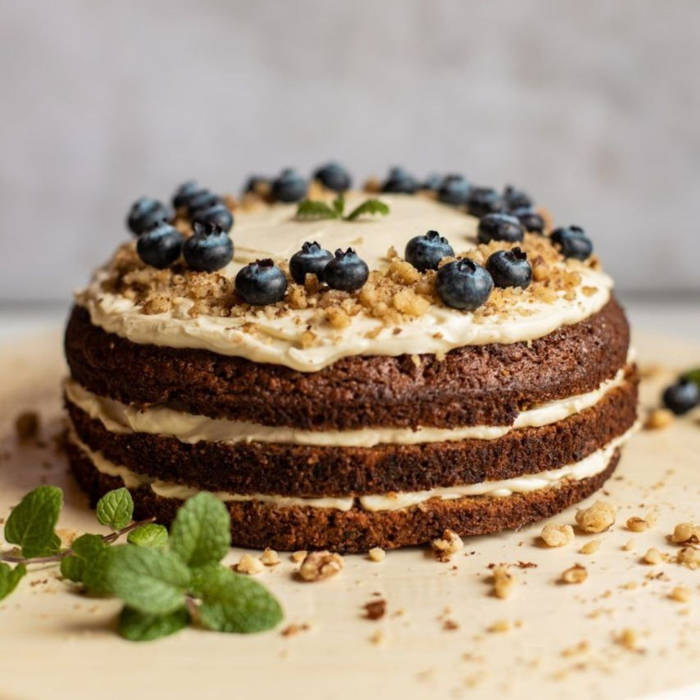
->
[64,363,630,447]
[67,426,635,513]
[75,196,612,372]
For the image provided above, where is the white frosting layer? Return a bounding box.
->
[75,195,613,372]
[67,426,635,513]
[64,364,629,447]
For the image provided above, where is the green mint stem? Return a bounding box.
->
[0,516,156,565]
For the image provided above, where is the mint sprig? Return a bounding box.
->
[1,487,283,641]
[296,193,389,222]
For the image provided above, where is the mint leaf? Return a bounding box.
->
[118,605,189,642]
[193,564,283,634]
[105,545,190,615]
[345,198,390,221]
[332,193,345,217]
[82,546,116,596]
[0,563,26,601]
[4,486,62,557]
[60,533,108,583]
[96,488,134,530]
[169,493,230,568]
[683,368,700,387]
[295,200,339,220]
[128,523,168,549]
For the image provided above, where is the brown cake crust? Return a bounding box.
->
[67,440,621,552]
[65,370,637,497]
[64,297,630,430]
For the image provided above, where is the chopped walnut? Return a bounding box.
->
[297,551,344,582]
[234,553,264,575]
[492,565,517,599]
[290,550,307,563]
[626,516,650,533]
[670,522,700,545]
[575,500,616,533]
[669,586,691,603]
[614,628,638,651]
[487,619,512,633]
[326,306,351,329]
[642,547,663,565]
[540,523,575,547]
[560,564,588,584]
[676,546,700,569]
[579,539,601,555]
[260,548,281,566]
[644,408,674,430]
[431,529,463,562]
[368,547,386,562]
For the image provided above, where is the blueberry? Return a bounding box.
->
[182,225,233,272]
[126,197,173,236]
[436,258,493,310]
[235,259,288,305]
[271,168,308,203]
[323,248,369,292]
[405,230,454,271]
[314,162,352,192]
[191,203,233,233]
[662,379,700,415]
[478,213,524,244]
[186,190,221,217]
[289,241,334,284]
[503,185,532,211]
[421,173,443,191]
[381,167,419,194]
[486,247,532,289]
[511,207,545,234]
[172,181,204,209]
[550,226,593,260]
[466,187,503,218]
[437,175,470,206]
[136,223,184,269]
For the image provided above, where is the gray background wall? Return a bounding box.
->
[1,0,698,302]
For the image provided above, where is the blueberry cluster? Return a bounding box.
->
[662,372,700,415]
[289,243,368,291]
[129,181,234,272]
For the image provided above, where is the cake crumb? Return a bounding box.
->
[644,408,673,430]
[297,551,344,582]
[363,599,387,620]
[368,547,386,562]
[260,548,280,566]
[290,550,307,563]
[670,522,699,545]
[540,523,574,547]
[626,516,650,533]
[669,586,691,603]
[235,553,264,575]
[560,564,588,584]
[579,539,601,555]
[15,411,39,442]
[561,640,590,657]
[492,565,517,599]
[431,529,463,562]
[642,547,663,565]
[576,500,616,533]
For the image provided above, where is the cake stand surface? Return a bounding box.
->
[0,327,697,700]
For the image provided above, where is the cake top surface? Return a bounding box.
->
[76,178,613,372]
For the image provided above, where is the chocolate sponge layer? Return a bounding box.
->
[65,371,637,497]
[67,440,621,552]
[65,297,630,430]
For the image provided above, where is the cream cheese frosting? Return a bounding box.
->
[75,195,613,372]
[64,364,630,447]
[67,426,635,513]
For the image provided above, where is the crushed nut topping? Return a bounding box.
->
[297,551,344,582]
[579,539,601,555]
[642,547,664,565]
[626,516,651,533]
[575,500,616,533]
[540,523,575,547]
[676,546,699,569]
[670,522,699,545]
[669,586,691,603]
[560,564,588,584]
[260,548,281,566]
[368,547,386,562]
[492,565,517,599]
[431,529,463,562]
[234,553,264,575]
[644,408,674,430]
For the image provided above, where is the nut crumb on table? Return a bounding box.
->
[575,500,616,533]
[540,523,575,547]
[297,551,344,582]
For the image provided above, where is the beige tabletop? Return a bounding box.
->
[0,327,698,700]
